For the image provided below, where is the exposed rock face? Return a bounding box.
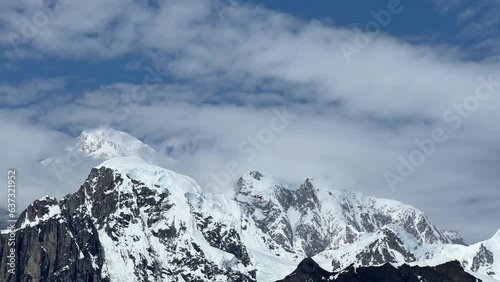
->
[234,171,454,258]
[277,258,481,282]
[354,226,416,266]
[0,162,255,282]
[441,230,468,246]
[233,171,499,281]
[235,174,332,256]
[0,160,498,282]
[192,211,252,267]
[471,244,495,274]
[0,195,106,281]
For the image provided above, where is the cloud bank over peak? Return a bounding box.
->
[1,0,500,243]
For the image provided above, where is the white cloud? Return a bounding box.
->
[0,0,500,243]
[0,78,67,107]
[434,0,462,14]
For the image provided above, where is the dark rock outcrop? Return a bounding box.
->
[277,258,482,282]
[0,167,256,282]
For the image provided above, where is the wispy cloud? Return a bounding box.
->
[433,0,462,14]
[0,78,68,107]
[0,0,499,243]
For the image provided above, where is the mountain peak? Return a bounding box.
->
[235,171,275,196]
[16,196,61,230]
[77,127,156,161]
[298,178,315,191]
[248,170,263,180]
[97,157,202,194]
[294,178,320,211]
[441,229,467,245]
[3,163,500,281]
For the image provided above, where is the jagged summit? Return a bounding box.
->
[441,229,468,245]
[233,170,465,260]
[5,158,255,281]
[248,170,263,180]
[2,158,499,281]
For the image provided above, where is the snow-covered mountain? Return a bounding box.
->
[41,127,158,166]
[314,223,500,280]
[76,128,156,161]
[235,171,461,255]
[441,229,468,245]
[2,157,498,281]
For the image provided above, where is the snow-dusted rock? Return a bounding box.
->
[2,158,499,281]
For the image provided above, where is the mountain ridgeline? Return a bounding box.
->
[277,257,482,282]
[1,128,498,282]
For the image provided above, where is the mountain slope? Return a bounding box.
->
[2,158,254,281]
[2,157,499,281]
[418,230,500,280]
[235,170,456,257]
[441,230,468,245]
[314,224,500,281]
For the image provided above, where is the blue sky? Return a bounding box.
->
[1,0,500,243]
[249,0,452,35]
[249,0,500,55]
[2,0,499,90]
